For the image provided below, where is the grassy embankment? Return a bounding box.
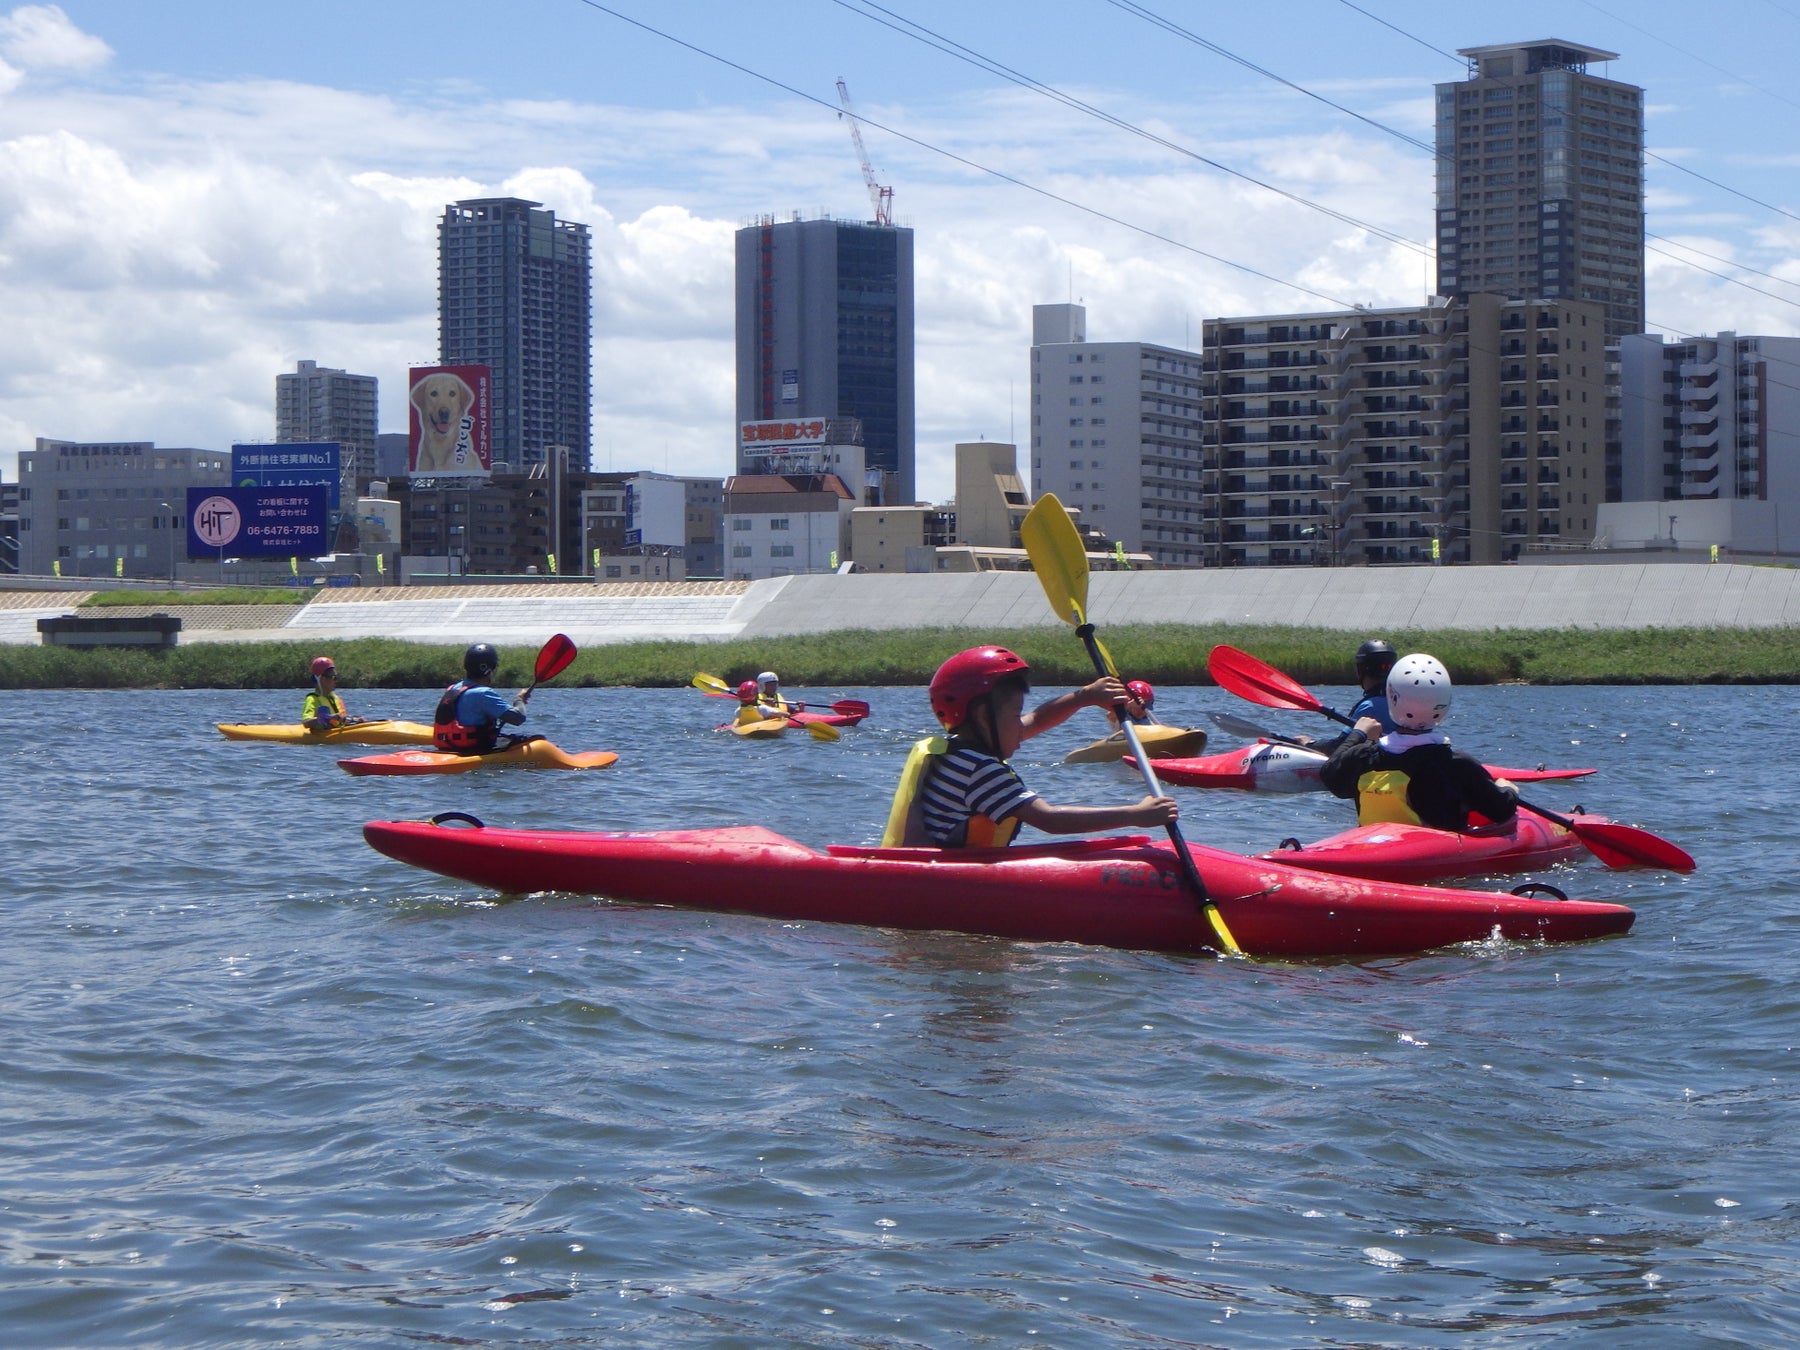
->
[4,623,1798,689]
[80,587,316,606]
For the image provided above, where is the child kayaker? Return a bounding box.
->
[1103,678,1159,733]
[1319,652,1518,832]
[907,646,1178,848]
[1298,639,1399,751]
[755,670,787,713]
[433,643,529,753]
[301,655,358,732]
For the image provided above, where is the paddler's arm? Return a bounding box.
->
[1020,676,1129,740]
[1014,794,1178,835]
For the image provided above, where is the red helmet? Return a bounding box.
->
[929,646,1029,730]
[736,680,759,701]
[311,656,336,678]
[1126,679,1154,708]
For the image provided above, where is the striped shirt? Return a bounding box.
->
[918,746,1038,847]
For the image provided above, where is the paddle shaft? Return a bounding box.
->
[1075,624,1213,903]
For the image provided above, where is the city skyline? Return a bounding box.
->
[0,1,1796,501]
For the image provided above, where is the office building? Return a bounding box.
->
[275,360,378,492]
[1434,40,1643,344]
[439,197,592,472]
[735,215,914,505]
[14,439,231,580]
[723,473,856,581]
[1029,304,1210,568]
[1203,294,1608,566]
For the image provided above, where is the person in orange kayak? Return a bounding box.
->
[1319,652,1518,832]
[301,655,358,732]
[433,643,529,753]
[913,646,1178,848]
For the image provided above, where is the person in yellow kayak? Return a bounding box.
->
[1319,652,1518,832]
[1103,678,1157,733]
[433,643,529,753]
[301,655,360,732]
[733,675,786,727]
[910,646,1178,848]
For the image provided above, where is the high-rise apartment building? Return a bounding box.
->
[1203,295,1608,566]
[439,197,592,472]
[1029,304,1210,568]
[735,215,914,505]
[1434,41,1644,344]
[275,360,378,492]
[1619,332,1800,506]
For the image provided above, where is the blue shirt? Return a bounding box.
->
[1349,692,1395,734]
[453,684,523,728]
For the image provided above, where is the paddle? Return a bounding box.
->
[1020,494,1243,955]
[1209,644,1357,727]
[696,675,838,740]
[1207,710,1312,746]
[1209,644,1695,873]
[521,633,578,702]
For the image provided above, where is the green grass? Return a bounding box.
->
[80,587,317,607]
[4,623,1799,689]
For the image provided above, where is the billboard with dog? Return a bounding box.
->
[408,364,491,477]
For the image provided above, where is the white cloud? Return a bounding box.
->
[0,4,108,74]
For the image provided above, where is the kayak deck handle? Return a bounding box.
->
[429,811,487,829]
[1275,837,1303,852]
[1509,881,1569,903]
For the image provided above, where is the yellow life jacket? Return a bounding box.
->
[881,737,1022,848]
[1356,768,1422,826]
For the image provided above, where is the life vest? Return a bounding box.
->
[303,689,345,727]
[1356,768,1422,826]
[881,737,1021,849]
[433,680,494,753]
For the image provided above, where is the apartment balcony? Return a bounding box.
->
[1679,407,1718,425]
[1679,451,1723,474]
[1678,430,1721,452]
[1678,361,1720,380]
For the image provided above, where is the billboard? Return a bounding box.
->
[741,418,830,453]
[187,486,329,559]
[232,442,341,511]
[408,364,491,477]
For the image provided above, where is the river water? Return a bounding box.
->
[1,682,1795,1348]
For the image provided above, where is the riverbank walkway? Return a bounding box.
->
[4,561,1798,647]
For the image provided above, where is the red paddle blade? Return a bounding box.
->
[831,700,872,716]
[1208,644,1323,714]
[1572,820,1695,872]
[535,633,578,684]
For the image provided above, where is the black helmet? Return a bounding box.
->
[1354,639,1397,680]
[463,642,499,679]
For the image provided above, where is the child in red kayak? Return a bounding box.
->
[907,646,1178,848]
[1319,652,1518,832]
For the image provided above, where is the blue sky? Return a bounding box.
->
[2,1,1797,496]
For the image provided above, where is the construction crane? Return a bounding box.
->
[835,77,893,227]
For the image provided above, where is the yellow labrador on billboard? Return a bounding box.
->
[408,365,491,475]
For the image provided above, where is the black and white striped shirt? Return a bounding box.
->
[918,746,1038,847]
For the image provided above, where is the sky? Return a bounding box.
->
[1,0,1798,498]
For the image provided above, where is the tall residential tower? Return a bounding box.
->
[734,215,914,505]
[1434,41,1643,344]
[439,197,592,472]
[275,360,378,492]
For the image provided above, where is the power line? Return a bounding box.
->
[566,0,1363,309]
[1575,0,1800,116]
[831,0,1430,255]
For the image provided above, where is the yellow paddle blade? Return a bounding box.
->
[1093,632,1122,680]
[1020,493,1089,627]
[692,672,731,695]
[803,719,841,742]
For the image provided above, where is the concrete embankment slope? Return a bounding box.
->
[5,562,1798,647]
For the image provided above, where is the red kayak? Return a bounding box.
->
[363,816,1633,959]
[1146,742,1597,793]
[789,710,865,728]
[1257,811,1601,885]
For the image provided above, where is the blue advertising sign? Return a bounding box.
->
[232,443,341,511]
[187,486,329,559]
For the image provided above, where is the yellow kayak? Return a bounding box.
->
[337,739,620,776]
[1062,725,1209,765]
[729,717,789,739]
[218,720,436,747]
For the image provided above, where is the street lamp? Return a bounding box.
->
[157,501,178,583]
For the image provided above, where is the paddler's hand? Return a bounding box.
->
[1081,675,1130,709]
[1353,716,1382,738]
[1133,795,1179,826]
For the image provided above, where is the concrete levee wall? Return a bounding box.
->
[3,563,1798,647]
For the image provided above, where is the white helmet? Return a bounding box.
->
[1387,653,1451,731]
[756,670,779,690]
